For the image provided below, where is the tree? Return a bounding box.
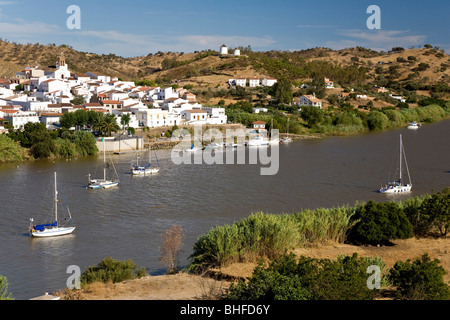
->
[72,130,98,156]
[367,110,389,131]
[102,114,120,137]
[120,113,131,132]
[271,78,293,105]
[347,200,414,245]
[159,225,183,274]
[300,105,323,127]
[389,254,450,300]
[71,95,85,105]
[73,109,88,130]
[415,188,450,236]
[60,112,75,129]
[309,77,326,99]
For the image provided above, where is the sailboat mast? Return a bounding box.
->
[103,137,106,181]
[54,172,58,223]
[399,134,402,184]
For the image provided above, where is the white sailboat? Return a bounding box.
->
[379,134,412,194]
[248,134,269,147]
[29,172,75,238]
[88,138,119,189]
[280,118,292,143]
[131,148,160,175]
[407,121,421,129]
[268,119,279,144]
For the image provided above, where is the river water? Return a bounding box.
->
[0,120,449,299]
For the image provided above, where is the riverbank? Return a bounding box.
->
[54,236,449,300]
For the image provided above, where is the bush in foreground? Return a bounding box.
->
[347,200,414,245]
[389,254,450,300]
[80,257,146,287]
[226,253,381,300]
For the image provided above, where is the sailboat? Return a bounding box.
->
[379,134,412,194]
[280,118,292,143]
[131,148,160,175]
[29,172,75,238]
[268,119,279,144]
[88,137,119,189]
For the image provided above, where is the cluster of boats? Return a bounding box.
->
[29,126,416,238]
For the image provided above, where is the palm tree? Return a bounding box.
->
[120,113,131,133]
[103,114,120,137]
[90,113,105,135]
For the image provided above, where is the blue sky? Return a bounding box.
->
[0,0,448,57]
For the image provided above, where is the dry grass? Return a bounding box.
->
[55,236,449,300]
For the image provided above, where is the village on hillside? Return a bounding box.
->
[0,43,445,140]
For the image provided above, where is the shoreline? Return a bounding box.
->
[1,116,448,163]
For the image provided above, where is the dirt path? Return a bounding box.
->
[57,237,449,300]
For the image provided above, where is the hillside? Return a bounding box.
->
[1,41,449,100]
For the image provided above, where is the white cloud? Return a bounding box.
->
[298,24,337,29]
[0,20,61,37]
[328,29,427,51]
[179,35,276,50]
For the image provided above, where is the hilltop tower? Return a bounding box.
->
[56,53,66,68]
[220,44,228,55]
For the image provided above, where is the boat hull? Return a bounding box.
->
[88,180,119,189]
[30,227,75,238]
[131,168,159,175]
[379,184,412,194]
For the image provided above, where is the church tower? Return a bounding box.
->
[56,53,66,68]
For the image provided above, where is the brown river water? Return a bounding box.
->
[0,119,448,299]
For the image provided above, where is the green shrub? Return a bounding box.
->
[416,188,450,236]
[389,254,450,300]
[0,134,26,162]
[367,110,389,131]
[347,200,414,245]
[80,257,146,287]
[226,253,379,300]
[0,276,13,300]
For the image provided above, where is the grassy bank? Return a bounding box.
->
[187,189,449,273]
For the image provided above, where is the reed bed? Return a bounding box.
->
[188,206,358,272]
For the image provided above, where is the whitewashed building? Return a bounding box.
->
[298,94,323,109]
[235,78,247,87]
[248,78,260,87]
[181,109,208,124]
[137,108,180,128]
[3,110,40,129]
[324,77,334,89]
[262,78,277,87]
[202,107,227,124]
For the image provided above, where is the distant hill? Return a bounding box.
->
[1,40,449,96]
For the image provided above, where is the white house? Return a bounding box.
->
[235,78,247,87]
[3,110,40,129]
[248,78,260,87]
[261,78,277,87]
[157,87,178,100]
[86,72,111,83]
[389,94,406,103]
[233,48,241,56]
[181,109,208,124]
[253,107,268,113]
[40,113,62,129]
[101,100,123,114]
[298,94,323,109]
[202,107,227,124]
[136,108,180,128]
[324,77,334,89]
